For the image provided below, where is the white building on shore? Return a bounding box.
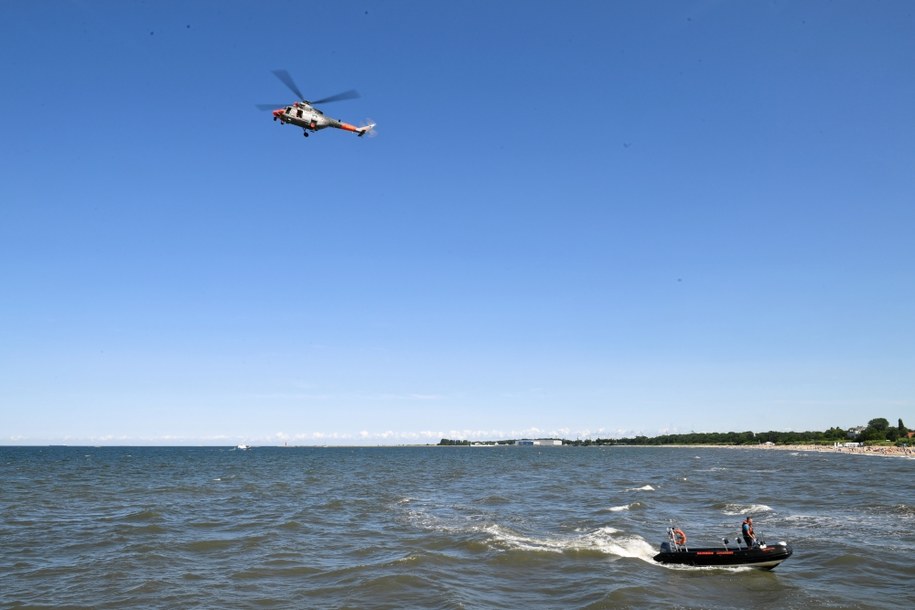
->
[515,439,563,446]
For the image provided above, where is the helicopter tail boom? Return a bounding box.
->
[338,121,376,137]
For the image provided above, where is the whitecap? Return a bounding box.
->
[626,484,655,492]
[601,501,643,513]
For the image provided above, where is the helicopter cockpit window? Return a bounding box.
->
[285,107,292,114]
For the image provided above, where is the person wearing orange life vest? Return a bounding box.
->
[742,516,757,547]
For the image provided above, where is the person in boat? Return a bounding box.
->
[742,516,757,547]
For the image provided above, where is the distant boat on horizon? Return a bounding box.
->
[235,444,250,451]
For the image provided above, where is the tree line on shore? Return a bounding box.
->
[439,418,910,447]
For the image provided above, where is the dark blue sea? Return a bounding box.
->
[1,446,912,609]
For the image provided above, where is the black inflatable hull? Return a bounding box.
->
[653,543,793,570]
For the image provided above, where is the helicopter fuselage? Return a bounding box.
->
[272,101,368,137]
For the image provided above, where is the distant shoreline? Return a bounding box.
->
[2,443,913,457]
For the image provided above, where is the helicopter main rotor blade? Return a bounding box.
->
[311,90,360,105]
[272,69,306,101]
[256,103,286,111]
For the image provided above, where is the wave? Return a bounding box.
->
[478,495,512,505]
[890,503,915,518]
[603,501,644,513]
[865,503,915,519]
[116,523,168,535]
[822,553,869,569]
[231,564,321,580]
[113,509,163,523]
[626,484,655,492]
[847,502,915,521]
[278,519,305,531]
[716,502,773,515]
[182,539,239,552]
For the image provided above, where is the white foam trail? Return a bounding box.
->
[660,562,757,573]
[482,525,657,562]
[482,524,562,552]
[402,502,656,562]
[586,529,658,562]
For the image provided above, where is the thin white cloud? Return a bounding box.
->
[242,392,445,402]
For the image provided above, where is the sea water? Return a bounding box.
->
[1,446,912,609]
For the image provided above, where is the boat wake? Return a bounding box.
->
[482,524,657,561]
[400,500,657,562]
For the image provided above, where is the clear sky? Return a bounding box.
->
[2,1,913,445]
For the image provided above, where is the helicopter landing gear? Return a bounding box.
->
[303,130,309,137]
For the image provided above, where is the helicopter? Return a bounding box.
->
[257,69,375,138]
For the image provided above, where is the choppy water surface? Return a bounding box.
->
[1,446,912,608]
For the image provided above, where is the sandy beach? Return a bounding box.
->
[636,443,915,458]
[743,443,914,458]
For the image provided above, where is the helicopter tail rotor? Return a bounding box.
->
[358,118,377,138]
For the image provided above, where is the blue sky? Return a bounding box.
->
[2,1,913,445]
